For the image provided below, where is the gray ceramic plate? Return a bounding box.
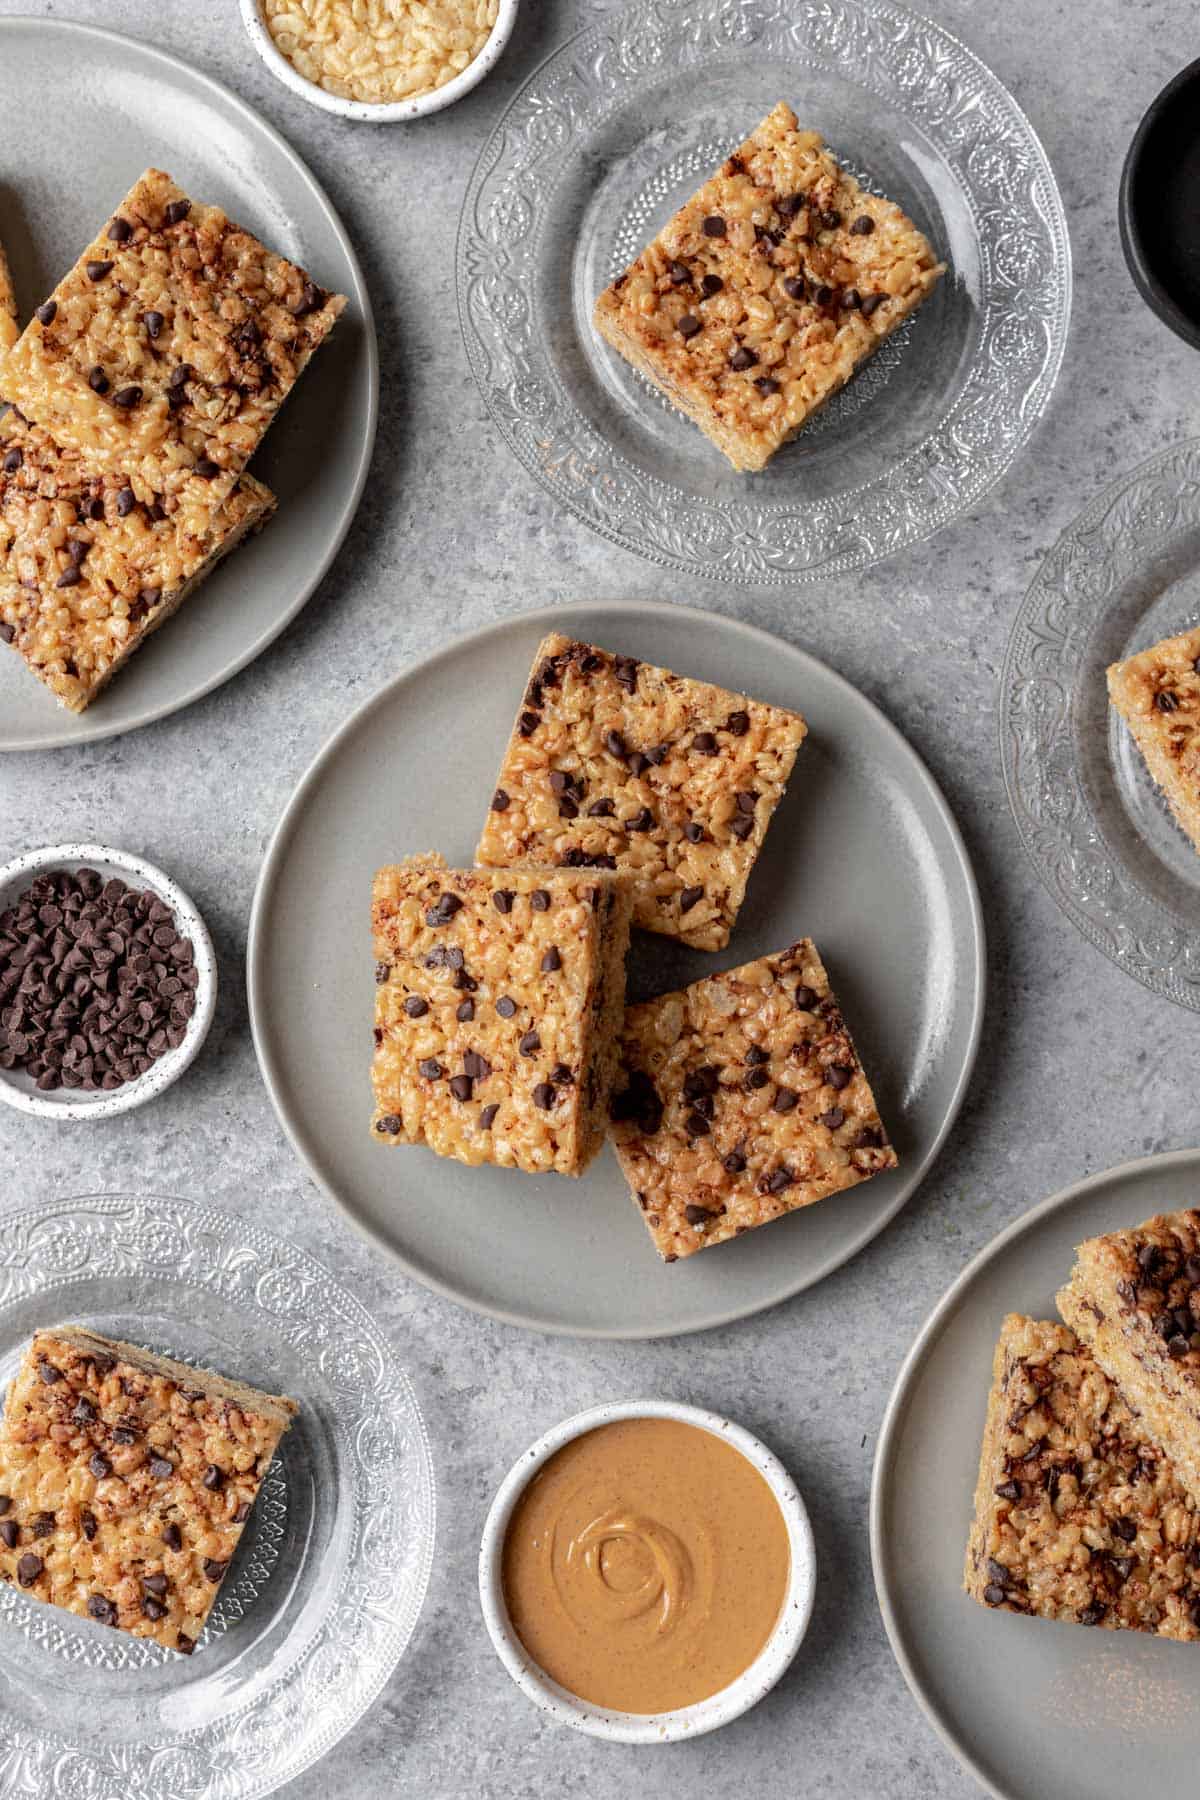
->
[248,601,984,1337]
[872,1148,1200,1800]
[0,17,376,753]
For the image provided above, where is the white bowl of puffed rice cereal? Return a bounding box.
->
[242,0,518,122]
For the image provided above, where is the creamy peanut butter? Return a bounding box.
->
[501,1417,790,1713]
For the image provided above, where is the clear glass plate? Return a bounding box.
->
[0,1194,435,1799]
[457,0,1071,583]
[1002,440,1200,1010]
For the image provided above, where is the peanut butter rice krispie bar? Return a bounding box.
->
[372,854,633,1177]
[1107,627,1200,853]
[1058,1211,1200,1508]
[964,1314,1200,1640]
[476,634,807,953]
[0,236,18,352]
[594,104,945,473]
[0,1326,296,1655]
[1,410,274,711]
[609,939,895,1260]
[2,169,344,521]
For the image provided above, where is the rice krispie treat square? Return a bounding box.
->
[964,1314,1200,1640]
[1058,1210,1200,1507]
[371,854,633,1177]
[2,169,344,522]
[609,939,895,1260]
[594,103,944,473]
[476,633,807,952]
[0,410,274,712]
[1107,626,1200,853]
[0,1326,296,1656]
[0,235,18,352]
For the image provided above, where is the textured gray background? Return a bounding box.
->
[0,0,1195,1795]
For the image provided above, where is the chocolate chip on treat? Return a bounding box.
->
[87,1593,117,1625]
[35,300,57,325]
[755,376,780,395]
[982,1584,1007,1606]
[680,886,704,913]
[162,1521,183,1552]
[0,1520,17,1549]
[0,1497,10,1517]
[783,276,806,301]
[1137,1243,1162,1275]
[541,946,561,972]
[730,814,755,840]
[81,1510,97,1541]
[530,889,551,912]
[684,1204,713,1226]
[1156,690,1180,713]
[143,1596,167,1621]
[994,1480,1022,1502]
[16,1554,42,1587]
[744,1066,769,1091]
[532,1082,557,1109]
[55,565,82,588]
[89,1451,112,1479]
[195,457,220,478]
[88,365,110,394]
[38,1360,62,1385]
[2,447,22,473]
[701,215,726,236]
[479,1103,499,1131]
[723,1149,747,1173]
[149,1455,174,1478]
[692,731,718,755]
[496,996,517,1018]
[519,1030,541,1057]
[827,1064,852,1090]
[701,273,724,297]
[668,259,691,285]
[860,293,885,317]
[418,1058,444,1080]
[456,999,475,1022]
[142,309,165,339]
[588,798,616,817]
[728,345,757,370]
[626,807,654,832]
[492,889,514,915]
[164,198,192,226]
[86,259,114,282]
[491,788,510,811]
[819,1107,845,1131]
[403,995,428,1017]
[772,1086,799,1114]
[550,1062,573,1085]
[849,214,875,236]
[425,892,462,927]
[112,385,143,409]
[203,1558,228,1583]
[842,289,861,310]
[763,1166,794,1194]
[677,314,702,339]
[518,711,539,738]
[449,1074,473,1102]
[794,984,817,1010]
[202,1464,225,1492]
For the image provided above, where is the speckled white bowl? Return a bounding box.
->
[240,0,520,123]
[0,844,217,1122]
[479,1399,816,1744]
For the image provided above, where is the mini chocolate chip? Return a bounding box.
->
[2,447,22,473]
[0,1497,9,1517]
[814,284,833,306]
[772,1086,799,1113]
[16,1553,42,1587]
[1137,1243,1162,1275]
[203,1559,227,1583]
[90,1451,112,1479]
[38,1360,62,1385]
[684,1204,713,1226]
[730,814,755,840]
[541,946,561,972]
[677,314,702,339]
[588,798,616,817]
[36,300,57,325]
[491,788,509,811]
[1157,690,1180,713]
[604,729,627,759]
[0,1519,16,1550]
[492,889,514,915]
[626,807,653,832]
[668,259,691,285]
[449,1074,473,1102]
[425,893,462,927]
[202,1464,225,1491]
[87,1593,117,1625]
[679,885,704,913]
[685,1111,711,1137]
[479,1103,499,1130]
[861,293,885,317]
[112,385,143,409]
[692,731,718,755]
[729,345,757,371]
[496,996,517,1018]
[755,376,780,395]
[86,260,114,282]
[745,1067,769,1090]
[418,1058,444,1080]
[164,199,192,226]
[550,1062,573,1084]
[150,1455,174,1479]
[88,365,110,394]
[726,710,750,735]
[701,215,726,236]
[403,995,428,1017]
[463,1051,492,1079]
[195,458,220,478]
[764,1166,794,1194]
[456,999,475,1022]
[55,565,82,588]
[1078,1603,1106,1626]
[234,1502,251,1524]
[519,1030,541,1056]
[994,1481,1021,1501]
[723,1150,747,1174]
[849,214,875,235]
[783,276,806,300]
[842,288,861,310]
[143,1596,167,1621]
[982,1584,1007,1606]
[81,1510,97,1541]
[143,309,165,339]
[518,711,539,737]
[533,1082,556,1108]
[530,889,551,912]
[701,273,723,296]
[827,1064,853,1090]
[819,1107,845,1131]
[161,1521,183,1552]
[177,1633,196,1654]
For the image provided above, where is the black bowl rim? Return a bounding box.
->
[1119,54,1200,351]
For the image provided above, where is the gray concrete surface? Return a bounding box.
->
[1,0,1196,1794]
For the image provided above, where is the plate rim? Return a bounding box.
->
[247,596,987,1339]
[455,0,1073,585]
[999,435,1200,1012]
[0,1187,437,1800]
[0,13,379,754]
[869,1144,1200,1800]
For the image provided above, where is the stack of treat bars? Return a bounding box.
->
[370,632,898,1262]
[966,1211,1200,1640]
[0,169,344,713]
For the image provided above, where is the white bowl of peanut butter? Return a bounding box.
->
[478,1399,816,1743]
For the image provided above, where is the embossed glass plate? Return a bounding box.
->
[457,0,1071,583]
[1002,440,1200,1010]
[0,1194,434,1800]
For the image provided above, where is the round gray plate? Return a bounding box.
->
[248,601,984,1338]
[0,17,377,752]
[872,1148,1200,1800]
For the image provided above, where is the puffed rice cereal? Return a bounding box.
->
[262,0,500,104]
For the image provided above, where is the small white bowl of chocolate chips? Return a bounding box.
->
[0,843,217,1120]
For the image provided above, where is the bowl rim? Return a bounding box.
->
[239,0,520,123]
[0,842,217,1121]
[477,1397,817,1744]
[1118,54,1200,351]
